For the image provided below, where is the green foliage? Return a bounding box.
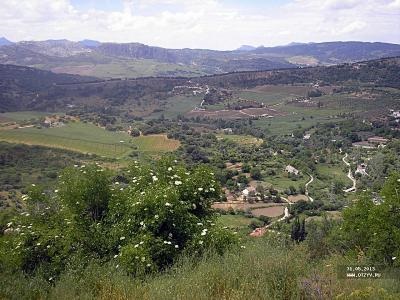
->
[339,173,400,266]
[291,216,306,243]
[1,159,237,279]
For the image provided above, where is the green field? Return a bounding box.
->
[0,111,57,122]
[263,172,308,191]
[235,84,312,105]
[0,122,180,158]
[149,95,203,119]
[256,106,346,136]
[217,214,255,228]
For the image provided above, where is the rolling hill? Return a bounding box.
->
[1,56,399,113]
[0,39,399,78]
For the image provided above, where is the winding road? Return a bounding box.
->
[305,174,314,202]
[342,153,356,192]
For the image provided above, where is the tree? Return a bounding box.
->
[250,167,262,180]
[291,216,301,242]
[339,173,400,266]
[130,128,141,137]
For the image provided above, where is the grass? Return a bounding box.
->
[256,107,346,136]
[131,135,181,153]
[235,85,311,106]
[0,122,180,158]
[2,235,399,300]
[217,214,254,228]
[149,95,203,119]
[316,164,351,186]
[263,172,308,191]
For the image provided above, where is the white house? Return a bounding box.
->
[285,165,299,176]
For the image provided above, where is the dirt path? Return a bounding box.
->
[250,206,290,237]
[305,174,314,202]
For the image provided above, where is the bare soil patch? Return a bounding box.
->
[288,194,309,203]
[251,206,285,217]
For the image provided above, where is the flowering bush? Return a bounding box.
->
[1,158,237,278]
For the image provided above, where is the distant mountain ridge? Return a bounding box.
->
[0,37,13,46]
[0,38,399,77]
[236,45,257,51]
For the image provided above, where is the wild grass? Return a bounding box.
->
[2,235,398,300]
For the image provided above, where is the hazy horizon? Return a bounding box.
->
[0,0,399,50]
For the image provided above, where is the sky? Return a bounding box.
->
[0,0,399,50]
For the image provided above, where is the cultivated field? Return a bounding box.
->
[0,122,180,158]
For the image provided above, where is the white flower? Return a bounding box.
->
[210,188,215,192]
[174,181,182,185]
[175,245,179,249]
[240,246,246,249]
[392,257,397,260]
[116,265,119,269]
[154,214,159,219]
[198,240,203,245]
[114,254,118,258]
[36,243,41,246]
[168,167,172,171]
[140,241,144,245]
[201,231,207,236]
[198,188,203,191]
[146,263,151,267]
[140,221,144,226]
[197,223,203,226]
[165,202,172,207]
[32,184,36,187]
[141,257,146,262]
[54,189,59,193]
[120,236,125,240]
[152,176,158,182]
[134,244,139,248]
[115,182,119,185]
[6,222,12,227]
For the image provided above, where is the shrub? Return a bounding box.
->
[2,158,237,278]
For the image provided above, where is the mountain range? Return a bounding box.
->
[0,38,399,78]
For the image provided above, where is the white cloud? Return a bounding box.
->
[0,0,398,49]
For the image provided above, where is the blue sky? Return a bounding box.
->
[1,0,399,49]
